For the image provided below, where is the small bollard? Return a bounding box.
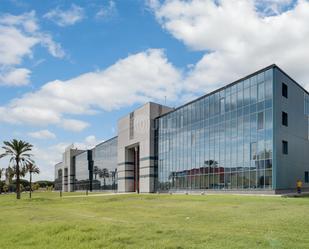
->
[60,191,62,197]
[86,189,88,196]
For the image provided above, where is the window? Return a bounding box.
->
[244,87,250,106]
[282,112,288,126]
[220,97,225,114]
[250,142,257,160]
[282,83,288,98]
[257,112,264,130]
[282,140,288,154]
[258,82,265,101]
[305,171,309,183]
[308,117,309,140]
[250,85,257,104]
[191,132,196,146]
[265,109,272,130]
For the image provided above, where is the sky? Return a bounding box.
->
[0,0,308,181]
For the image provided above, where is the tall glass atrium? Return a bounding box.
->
[157,69,273,191]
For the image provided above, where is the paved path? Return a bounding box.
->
[63,191,309,198]
[63,192,132,198]
[63,192,282,198]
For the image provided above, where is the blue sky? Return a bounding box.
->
[0,0,307,180]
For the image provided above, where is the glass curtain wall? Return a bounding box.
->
[74,151,91,190]
[304,93,309,140]
[157,69,273,191]
[92,137,118,191]
[54,167,63,191]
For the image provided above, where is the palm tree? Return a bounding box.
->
[0,168,4,179]
[0,140,33,199]
[99,168,109,189]
[25,163,40,198]
[111,169,117,190]
[93,166,99,180]
[9,165,28,178]
[0,168,5,194]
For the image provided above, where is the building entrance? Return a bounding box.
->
[133,146,140,193]
[128,146,140,193]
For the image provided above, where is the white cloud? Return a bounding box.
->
[5,0,309,137]
[0,49,181,130]
[96,1,117,20]
[0,68,31,86]
[31,143,64,181]
[28,129,56,139]
[0,24,38,66]
[44,4,85,27]
[0,10,39,33]
[31,135,102,180]
[74,135,103,150]
[149,0,309,93]
[39,33,66,58]
[0,11,65,86]
[61,119,90,132]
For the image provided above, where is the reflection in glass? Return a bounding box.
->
[157,69,273,191]
[92,137,118,191]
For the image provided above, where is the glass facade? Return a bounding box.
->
[157,69,273,191]
[92,137,118,191]
[304,93,309,140]
[54,164,63,191]
[74,151,91,191]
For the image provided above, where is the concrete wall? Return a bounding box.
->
[273,68,309,190]
[117,102,173,193]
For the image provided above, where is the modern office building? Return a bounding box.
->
[55,137,118,192]
[55,65,309,194]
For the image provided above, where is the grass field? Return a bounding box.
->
[0,192,308,249]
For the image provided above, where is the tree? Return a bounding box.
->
[99,168,109,188]
[93,166,99,180]
[32,183,40,191]
[0,140,33,199]
[35,181,54,188]
[111,169,117,189]
[0,168,4,179]
[20,183,25,192]
[25,163,40,198]
[0,168,4,194]
[3,184,8,193]
[6,166,28,187]
[11,165,27,178]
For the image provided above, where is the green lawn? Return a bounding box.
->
[0,192,308,249]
